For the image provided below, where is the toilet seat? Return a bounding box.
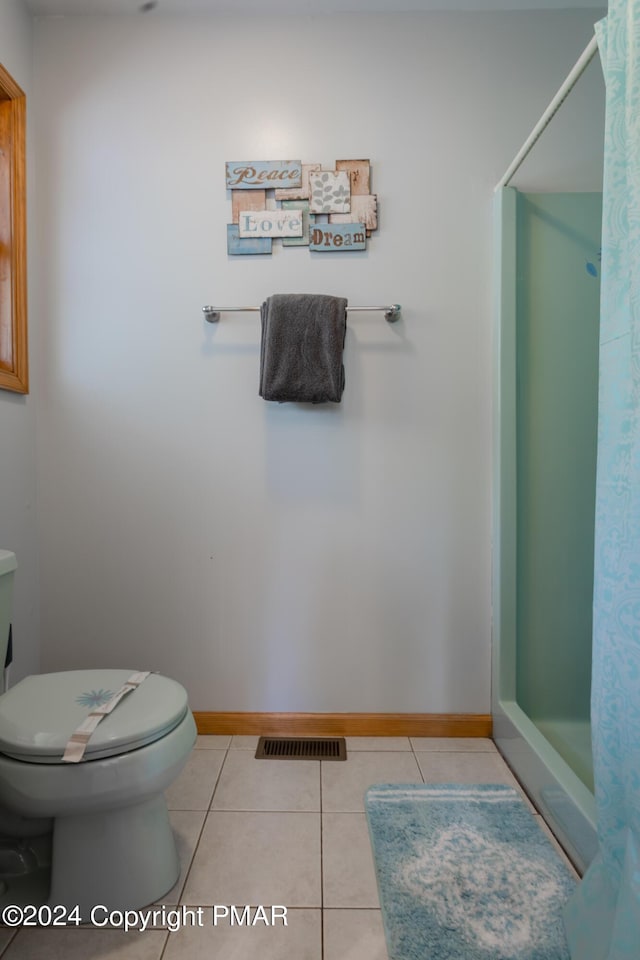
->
[0,670,188,763]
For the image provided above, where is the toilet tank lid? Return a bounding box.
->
[0,670,189,762]
[0,551,17,576]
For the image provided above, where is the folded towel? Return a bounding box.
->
[259,293,348,403]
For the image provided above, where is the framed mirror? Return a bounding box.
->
[0,62,27,394]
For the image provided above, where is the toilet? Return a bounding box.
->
[0,549,196,915]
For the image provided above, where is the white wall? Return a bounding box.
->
[33,9,601,712]
[0,0,39,681]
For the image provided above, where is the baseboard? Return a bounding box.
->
[193,712,493,738]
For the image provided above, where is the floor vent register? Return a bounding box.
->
[255,737,347,760]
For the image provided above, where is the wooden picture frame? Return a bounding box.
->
[0,62,28,394]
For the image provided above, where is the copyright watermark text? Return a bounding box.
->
[1,904,288,932]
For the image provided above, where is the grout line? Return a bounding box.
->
[167,904,321,910]
[410,738,425,784]
[166,809,209,908]
[171,747,230,904]
[206,746,230,812]
[0,931,17,959]
[156,929,172,960]
[322,905,382,911]
[166,748,229,814]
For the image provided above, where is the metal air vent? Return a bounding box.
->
[255,737,347,760]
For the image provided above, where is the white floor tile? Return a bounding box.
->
[156,810,207,905]
[0,930,16,957]
[181,811,321,907]
[322,752,422,813]
[410,737,497,752]
[346,737,411,752]
[2,928,167,960]
[162,907,321,960]
[323,909,388,960]
[195,735,231,749]
[165,750,225,811]
[414,751,534,808]
[322,814,380,908]
[230,736,259,750]
[0,727,573,960]
[211,750,320,811]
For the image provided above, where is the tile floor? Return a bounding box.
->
[0,736,577,959]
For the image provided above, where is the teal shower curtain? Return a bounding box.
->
[564,2,640,957]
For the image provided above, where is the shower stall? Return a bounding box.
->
[492,36,604,874]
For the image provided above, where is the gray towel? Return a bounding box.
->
[259,294,348,403]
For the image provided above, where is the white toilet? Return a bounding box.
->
[0,549,196,915]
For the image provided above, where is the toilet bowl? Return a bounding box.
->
[0,550,196,915]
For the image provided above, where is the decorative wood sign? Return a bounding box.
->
[238,210,303,238]
[231,189,266,224]
[281,200,315,247]
[336,159,370,195]
[226,160,302,190]
[275,163,322,201]
[330,194,378,236]
[310,223,367,252]
[225,157,378,255]
[309,171,351,213]
[226,224,272,256]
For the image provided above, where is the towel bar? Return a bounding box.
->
[202,304,401,323]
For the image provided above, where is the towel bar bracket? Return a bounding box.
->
[202,304,401,323]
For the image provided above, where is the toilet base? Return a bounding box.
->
[0,834,52,908]
[49,794,179,918]
[0,864,51,909]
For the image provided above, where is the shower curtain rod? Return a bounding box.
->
[495,34,599,191]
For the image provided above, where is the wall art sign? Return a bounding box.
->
[308,171,351,214]
[309,223,367,251]
[275,163,322,201]
[226,224,272,256]
[225,157,378,255]
[225,161,302,190]
[281,200,316,247]
[238,209,303,239]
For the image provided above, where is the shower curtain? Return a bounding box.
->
[564,2,640,957]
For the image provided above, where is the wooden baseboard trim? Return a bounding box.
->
[193,712,492,738]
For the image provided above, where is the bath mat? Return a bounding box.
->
[365,783,576,960]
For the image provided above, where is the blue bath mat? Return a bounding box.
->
[365,784,576,960]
